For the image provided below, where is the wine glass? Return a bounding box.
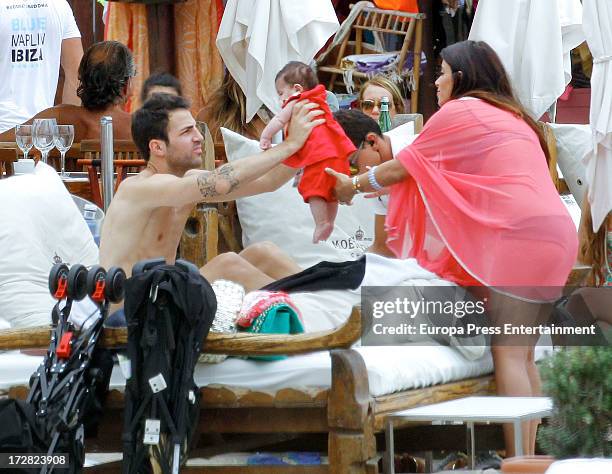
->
[54,125,75,178]
[15,124,33,160]
[32,118,57,164]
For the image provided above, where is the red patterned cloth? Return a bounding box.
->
[236,291,302,328]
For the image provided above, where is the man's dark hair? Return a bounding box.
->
[132,94,191,161]
[275,61,319,90]
[140,72,183,102]
[77,41,136,111]
[333,109,382,147]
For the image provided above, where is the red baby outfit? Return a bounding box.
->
[283,85,355,202]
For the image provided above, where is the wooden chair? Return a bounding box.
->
[392,113,423,132]
[0,142,17,178]
[317,5,426,112]
[77,140,146,209]
[178,122,221,267]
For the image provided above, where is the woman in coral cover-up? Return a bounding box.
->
[327,41,579,457]
[260,62,356,243]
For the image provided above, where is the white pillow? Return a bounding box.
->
[0,163,99,328]
[221,128,376,268]
[548,123,589,205]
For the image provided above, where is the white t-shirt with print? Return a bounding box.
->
[371,122,418,216]
[0,0,81,132]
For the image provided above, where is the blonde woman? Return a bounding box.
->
[357,75,406,121]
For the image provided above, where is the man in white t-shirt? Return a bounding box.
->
[334,109,417,256]
[0,0,83,132]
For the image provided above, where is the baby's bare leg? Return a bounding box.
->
[310,197,334,243]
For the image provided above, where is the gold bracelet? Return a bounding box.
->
[352,175,362,194]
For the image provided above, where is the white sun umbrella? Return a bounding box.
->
[217,0,340,122]
[469,0,584,119]
[582,0,612,231]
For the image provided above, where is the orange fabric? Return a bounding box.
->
[105,3,149,113]
[501,456,555,473]
[105,0,223,115]
[174,0,224,113]
[386,98,578,301]
[373,0,419,13]
[299,156,350,203]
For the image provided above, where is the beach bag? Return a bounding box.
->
[236,290,304,361]
[121,259,216,474]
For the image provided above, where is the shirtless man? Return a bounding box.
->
[0,41,133,143]
[99,93,323,318]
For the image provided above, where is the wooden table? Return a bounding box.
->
[61,172,94,203]
[385,397,553,473]
[0,142,18,177]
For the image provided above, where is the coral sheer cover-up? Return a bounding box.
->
[385,98,578,301]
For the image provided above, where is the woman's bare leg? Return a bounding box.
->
[238,241,302,280]
[526,346,542,452]
[491,345,535,456]
[200,252,275,292]
[201,242,302,291]
[489,293,546,456]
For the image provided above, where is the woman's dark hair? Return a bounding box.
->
[141,72,182,102]
[132,94,191,161]
[275,61,319,90]
[333,109,382,147]
[440,40,551,164]
[78,41,136,111]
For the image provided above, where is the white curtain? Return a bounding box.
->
[469,0,584,118]
[582,0,612,231]
[217,0,339,122]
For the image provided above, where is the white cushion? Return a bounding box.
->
[545,459,612,474]
[221,128,375,268]
[0,163,99,328]
[548,123,589,205]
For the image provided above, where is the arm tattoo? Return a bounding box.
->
[197,163,240,199]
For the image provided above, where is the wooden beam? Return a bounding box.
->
[146,4,176,74]
[0,306,362,355]
[417,0,438,121]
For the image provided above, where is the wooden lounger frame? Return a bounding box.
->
[0,305,498,473]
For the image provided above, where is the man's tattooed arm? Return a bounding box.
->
[197,163,240,199]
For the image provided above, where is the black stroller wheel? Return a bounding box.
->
[105,267,126,303]
[67,264,88,301]
[48,263,69,299]
[87,265,107,303]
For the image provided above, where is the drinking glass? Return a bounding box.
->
[32,118,57,164]
[54,125,75,178]
[15,124,33,160]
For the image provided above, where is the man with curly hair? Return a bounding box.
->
[0,41,133,142]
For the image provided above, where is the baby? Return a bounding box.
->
[260,61,356,243]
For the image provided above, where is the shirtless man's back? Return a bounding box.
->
[0,41,134,143]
